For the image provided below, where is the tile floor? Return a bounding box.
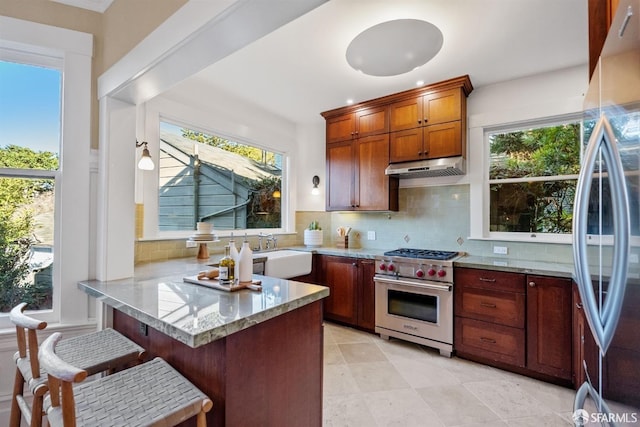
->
[322,322,637,427]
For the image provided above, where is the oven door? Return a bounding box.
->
[374,275,453,346]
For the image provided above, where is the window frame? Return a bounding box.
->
[139,114,291,240]
[0,17,93,329]
[475,114,584,244]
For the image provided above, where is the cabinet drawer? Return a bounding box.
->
[455,268,525,293]
[455,316,525,367]
[455,287,525,328]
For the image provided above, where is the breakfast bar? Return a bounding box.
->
[79,267,329,427]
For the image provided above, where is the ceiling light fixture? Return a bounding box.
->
[136,141,154,171]
[346,19,443,77]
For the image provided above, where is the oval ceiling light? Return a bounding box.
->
[346,19,443,77]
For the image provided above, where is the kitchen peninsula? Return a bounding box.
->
[79,260,329,427]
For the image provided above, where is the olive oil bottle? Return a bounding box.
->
[219,245,235,284]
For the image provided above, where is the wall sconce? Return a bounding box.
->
[311,175,320,195]
[272,189,281,198]
[136,140,154,171]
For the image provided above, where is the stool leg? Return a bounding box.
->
[9,367,24,427]
[197,411,207,427]
[30,392,44,427]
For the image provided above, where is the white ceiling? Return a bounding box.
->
[165,0,589,126]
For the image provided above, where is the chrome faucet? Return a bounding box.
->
[256,233,276,251]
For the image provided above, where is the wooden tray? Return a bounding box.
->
[183,275,262,292]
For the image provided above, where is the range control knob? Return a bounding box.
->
[437,269,446,277]
[416,269,425,278]
[387,263,395,272]
[379,263,387,271]
[427,268,436,276]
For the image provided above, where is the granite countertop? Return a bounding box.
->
[79,262,329,348]
[453,255,575,278]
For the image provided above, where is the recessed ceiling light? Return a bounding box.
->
[416,80,425,86]
[346,99,354,105]
[346,19,443,77]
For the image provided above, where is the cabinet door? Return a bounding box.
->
[424,122,462,159]
[357,259,376,332]
[389,97,422,131]
[526,275,572,380]
[356,106,389,138]
[321,255,358,324]
[326,141,355,211]
[572,283,598,388]
[389,128,424,163]
[326,113,355,143]
[423,88,462,125]
[356,134,397,211]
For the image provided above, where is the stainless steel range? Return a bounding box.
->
[374,248,461,357]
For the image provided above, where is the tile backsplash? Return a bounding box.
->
[137,184,624,265]
[297,184,575,263]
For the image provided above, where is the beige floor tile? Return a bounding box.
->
[324,364,360,396]
[391,356,461,389]
[329,324,375,344]
[364,388,446,427]
[324,343,346,365]
[417,384,501,426]
[339,342,388,363]
[323,393,377,427]
[322,323,600,427]
[348,361,411,393]
[375,336,436,361]
[463,379,549,419]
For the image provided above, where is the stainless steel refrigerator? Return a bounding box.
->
[573,0,640,425]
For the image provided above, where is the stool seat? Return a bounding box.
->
[41,333,212,427]
[9,303,145,427]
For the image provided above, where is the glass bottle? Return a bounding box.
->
[219,245,235,284]
[229,233,240,280]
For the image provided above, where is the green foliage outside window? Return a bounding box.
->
[489,122,581,233]
[0,145,57,311]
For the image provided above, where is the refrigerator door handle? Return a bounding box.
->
[572,115,630,355]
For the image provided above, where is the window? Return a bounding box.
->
[0,16,92,329]
[0,59,60,314]
[488,119,581,237]
[158,122,283,233]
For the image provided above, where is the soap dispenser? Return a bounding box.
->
[238,233,253,283]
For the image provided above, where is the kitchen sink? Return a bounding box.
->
[254,249,312,279]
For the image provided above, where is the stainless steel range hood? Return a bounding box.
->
[385,156,465,178]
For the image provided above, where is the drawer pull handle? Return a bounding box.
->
[478,277,496,282]
[480,302,496,308]
[528,281,536,287]
[480,337,496,344]
[576,302,583,309]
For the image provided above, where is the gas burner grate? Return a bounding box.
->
[383,248,459,261]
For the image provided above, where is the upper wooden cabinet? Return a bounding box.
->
[326,106,389,143]
[326,134,398,211]
[588,0,620,78]
[389,88,462,131]
[321,75,472,211]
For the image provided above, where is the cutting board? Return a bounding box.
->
[183,275,262,292]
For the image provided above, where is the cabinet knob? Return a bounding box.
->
[352,263,357,267]
[528,281,536,287]
[418,151,422,156]
[423,118,428,123]
[417,119,422,124]
[576,302,583,309]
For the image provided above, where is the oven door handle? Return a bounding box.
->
[374,276,452,292]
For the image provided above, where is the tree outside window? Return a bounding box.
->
[488,121,581,234]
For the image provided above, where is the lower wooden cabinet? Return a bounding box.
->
[526,275,572,381]
[319,255,376,332]
[454,268,572,384]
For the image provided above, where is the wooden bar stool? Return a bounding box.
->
[40,332,213,427]
[9,303,146,427]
